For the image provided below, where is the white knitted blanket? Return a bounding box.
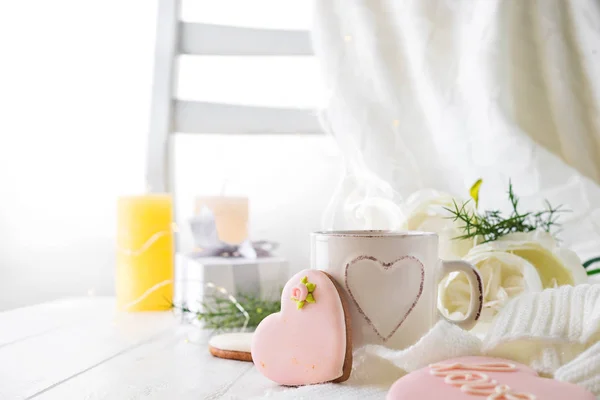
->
[253,285,600,399]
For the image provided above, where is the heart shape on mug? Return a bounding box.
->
[251,270,352,386]
[345,255,424,341]
[387,356,595,399]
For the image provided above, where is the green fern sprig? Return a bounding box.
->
[173,293,281,331]
[445,180,567,244]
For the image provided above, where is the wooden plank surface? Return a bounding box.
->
[174,101,322,134]
[0,298,113,348]
[33,327,254,400]
[0,298,178,400]
[0,297,269,400]
[5,281,600,399]
[180,23,313,56]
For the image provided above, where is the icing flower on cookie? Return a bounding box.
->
[291,276,316,309]
[292,284,308,302]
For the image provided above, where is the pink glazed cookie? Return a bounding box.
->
[251,269,352,386]
[387,356,594,400]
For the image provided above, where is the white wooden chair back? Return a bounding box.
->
[146,0,320,193]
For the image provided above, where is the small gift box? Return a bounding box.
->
[174,254,288,312]
[174,206,288,312]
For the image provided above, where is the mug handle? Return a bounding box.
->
[438,260,483,330]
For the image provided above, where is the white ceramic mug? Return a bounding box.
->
[311,230,483,350]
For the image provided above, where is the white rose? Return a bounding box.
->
[490,231,588,286]
[438,231,588,322]
[401,189,475,260]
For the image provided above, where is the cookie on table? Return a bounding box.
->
[209,332,253,362]
[251,269,352,386]
[387,355,595,400]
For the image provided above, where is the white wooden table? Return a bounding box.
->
[0,298,290,400]
[7,281,599,400]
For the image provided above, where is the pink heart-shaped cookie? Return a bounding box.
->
[387,356,595,400]
[251,269,352,386]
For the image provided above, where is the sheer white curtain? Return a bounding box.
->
[313,0,600,260]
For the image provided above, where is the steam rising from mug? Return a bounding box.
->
[318,108,413,231]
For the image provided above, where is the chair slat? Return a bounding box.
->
[174,101,322,134]
[179,23,313,56]
[147,0,180,193]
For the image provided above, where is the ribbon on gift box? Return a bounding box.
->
[189,207,277,259]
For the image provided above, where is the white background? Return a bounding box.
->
[0,0,341,310]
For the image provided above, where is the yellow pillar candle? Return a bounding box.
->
[116,194,174,311]
[195,196,249,244]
